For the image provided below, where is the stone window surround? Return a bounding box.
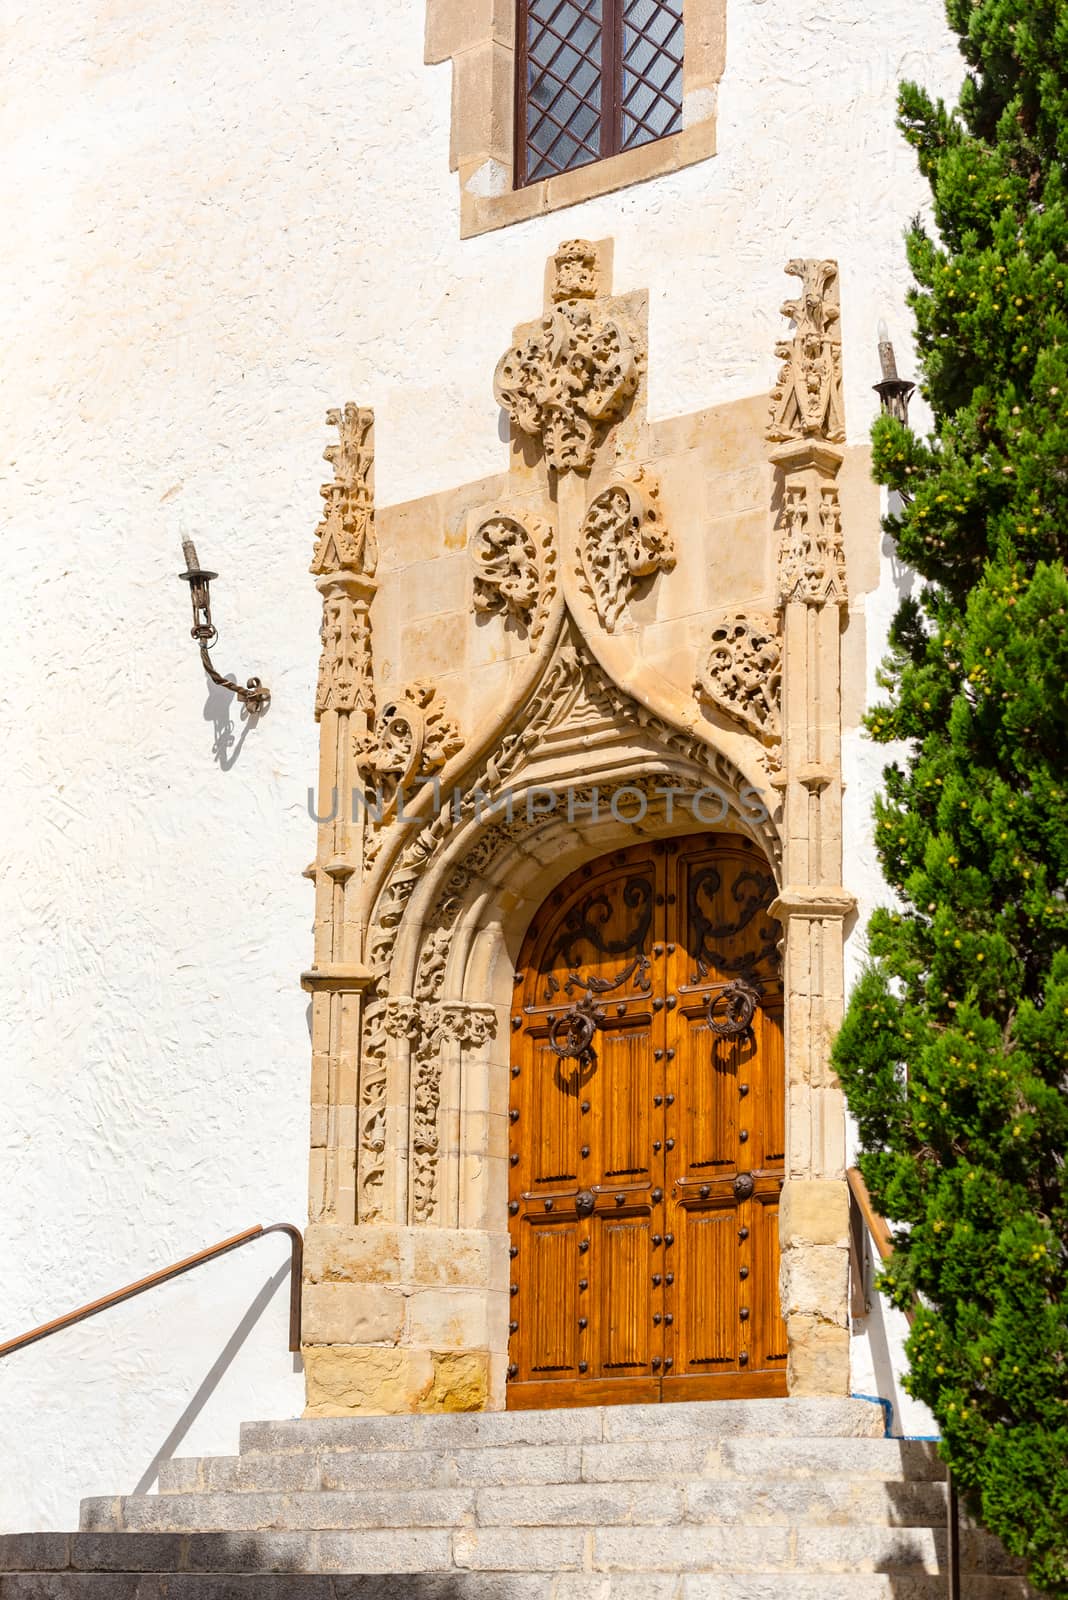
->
[425,0,725,237]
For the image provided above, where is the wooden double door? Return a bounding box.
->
[507,833,787,1408]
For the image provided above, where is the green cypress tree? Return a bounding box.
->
[831,0,1068,1590]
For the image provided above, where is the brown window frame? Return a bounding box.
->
[514,0,684,191]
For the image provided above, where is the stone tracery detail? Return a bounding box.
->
[315,584,375,720]
[309,404,378,728]
[357,1003,389,1222]
[767,259,845,446]
[311,403,377,577]
[579,472,675,631]
[778,482,847,607]
[694,611,782,758]
[406,1001,497,1225]
[493,240,639,474]
[365,629,776,1002]
[471,507,556,644]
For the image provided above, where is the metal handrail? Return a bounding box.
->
[0,1223,303,1359]
[847,1167,960,1600]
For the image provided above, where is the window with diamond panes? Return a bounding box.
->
[516,0,684,188]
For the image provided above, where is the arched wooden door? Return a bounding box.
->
[507,833,787,1409]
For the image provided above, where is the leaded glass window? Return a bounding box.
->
[516,0,684,187]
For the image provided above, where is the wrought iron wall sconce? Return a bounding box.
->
[178,539,270,714]
[874,322,916,422]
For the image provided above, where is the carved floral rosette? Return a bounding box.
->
[767,260,845,446]
[493,250,639,474]
[694,612,782,766]
[579,471,675,631]
[471,507,557,644]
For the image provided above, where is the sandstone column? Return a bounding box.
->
[766,261,856,1395]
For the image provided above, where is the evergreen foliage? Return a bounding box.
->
[832,0,1068,1589]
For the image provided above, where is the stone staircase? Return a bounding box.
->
[0,1398,1033,1597]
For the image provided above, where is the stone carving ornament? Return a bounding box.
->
[767,259,845,446]
[471,508,556,643]
[778,482,847,607]
[310,403,377,577]
[579,472,675,631]
[359,680,464,799]
[310,404,379,724]
[694,612,782,758]
[409,1002,496,1224]
[493,240,638,474]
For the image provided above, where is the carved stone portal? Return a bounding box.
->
[301,243,863,1420]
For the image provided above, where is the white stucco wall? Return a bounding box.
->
[1,0,960,1531]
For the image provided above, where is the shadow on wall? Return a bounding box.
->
[202,673,266,771]
[133,1264,300,1494]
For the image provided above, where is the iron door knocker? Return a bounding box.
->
[548,992,606,1067]
[706,977,762,1038]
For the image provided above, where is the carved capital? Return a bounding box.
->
[694,612,782,761]
[382,996,428,1041]
[777,480,847,608]
[767,260,845,447]
[494,243,639,474]
[314,572,376,721]
[769,886,856,922]
[311,404,377,577]
[471,507,557,644]
[439,1002,498,1048]
[579,471,674,632]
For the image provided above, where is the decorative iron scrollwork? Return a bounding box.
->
[707,978,763,1038]
[548,993,606,1065]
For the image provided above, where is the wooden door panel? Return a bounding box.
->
[596,1215,655,1373]
[528,1038,581,1186]
[751,1194,789,1369]
[509,834,785,1409]
[678,1202,737,1368]
[755,1011,786,1166]
[678,1013,742,1173]
[524,1222,580,1375]
[597,1026,654,1180]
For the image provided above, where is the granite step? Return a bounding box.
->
[157,1437,946,1495]
[65,1519,1020,1577]
[236,1399,885,1458]
[0,1566,1041,1600]
[82,1477,953,1535]
[2,1399,1032,1598]
[0,1527,1027,1579]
